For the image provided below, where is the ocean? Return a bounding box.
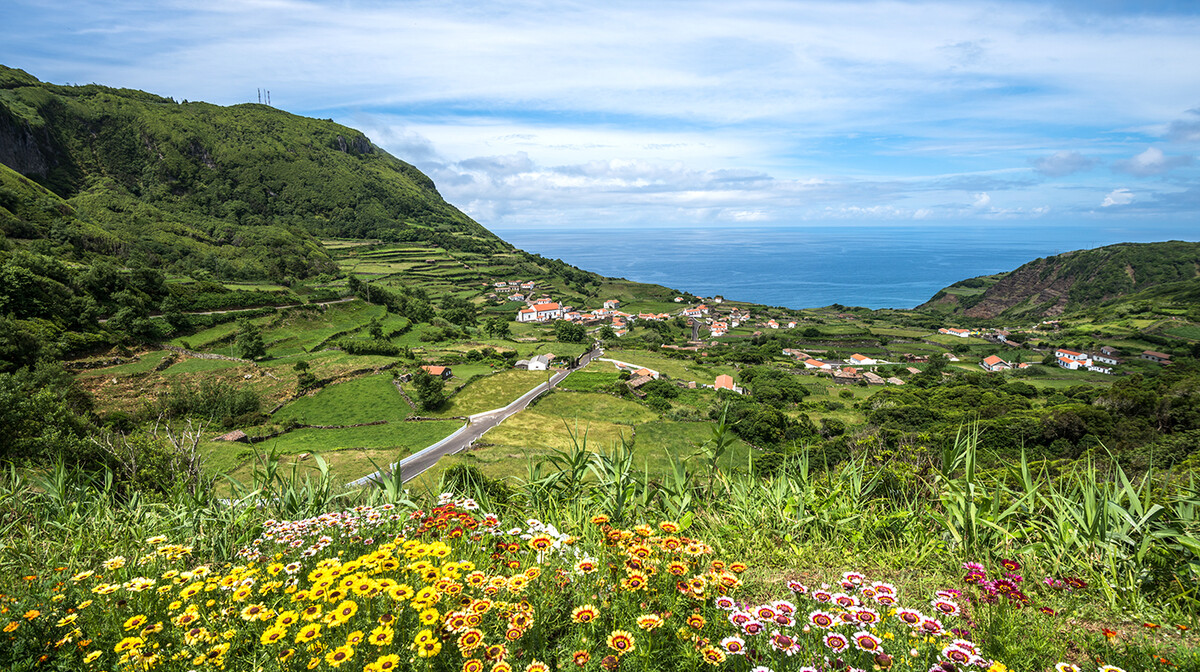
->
[491,224,1199,310]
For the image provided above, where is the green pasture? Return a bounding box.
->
[427,370,549,416]
[532,391,660,426]
[418,416,751,490]
[274,375,411,426]
[594,349,736,385]
[557,371,622,392]
[870,327,932,338]
[209,419,462,484]
[1165,324,1200,340]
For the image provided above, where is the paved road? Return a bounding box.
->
[347,345,601,487]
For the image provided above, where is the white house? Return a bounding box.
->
[939,328,972,338]
[848,354,877,365]
[603,299,620,310]
[517,302,564,323]
[766,320,779,329]
[803,358,831,370]
[1056,356,1082,370]
[1055,348,1088,361]
[981,355,1010,372]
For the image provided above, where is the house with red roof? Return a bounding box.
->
[804,358,831,370]
[980,355,1010,372]
[713,374,743,394]
[517,302,563,323]
[421,365,452,379]
[1055,348,1087,361]
[1056,356,1082,371]
[848,354,877,365]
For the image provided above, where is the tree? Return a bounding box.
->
[108,290,158,342]
[160,296,189,332]
[294,360,318,393]
[599,325,616,340]
[411,369,446,411]
[485,316,512,340]
[368,318,384,340]
[554,320,586,343]
[235,319,266,360]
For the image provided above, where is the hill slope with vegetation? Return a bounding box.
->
[0,64,507,282]
[918,241,1200,320]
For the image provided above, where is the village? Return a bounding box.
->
[487,278,1177,400]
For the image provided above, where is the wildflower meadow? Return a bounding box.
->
[2,425,1199,671]
[1,491,1194,672]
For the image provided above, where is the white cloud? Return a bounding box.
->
[10,1,1200,227]
[724,210,769,222]
[1113,147,1193,176]
[1101,188,1134,207]
[1032,151,1097,177]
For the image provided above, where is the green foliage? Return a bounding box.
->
[0,363,95,463]
[151,378,263,427]
[234,319,265,360]
[553,319,586,343]
[410,369,446,411]
[440,294,477,327]
[738,365,809,407]
[920,241,1200,318]
[484,316,512,339]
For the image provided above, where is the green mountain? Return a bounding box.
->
[918,241,1200,319]
[0,65,506,282]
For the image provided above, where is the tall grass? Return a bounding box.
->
[3,422,1198,627]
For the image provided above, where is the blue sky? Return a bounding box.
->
[3,0,1199,233]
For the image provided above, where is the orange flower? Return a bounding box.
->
[687,614,706,630]
[572,651,590,667]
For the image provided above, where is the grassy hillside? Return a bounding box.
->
[0,64,507,282]
[919,241,1200,320]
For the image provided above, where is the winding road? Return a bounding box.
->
[346,345,601,487]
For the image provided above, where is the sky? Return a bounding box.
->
[3,0,1200,234]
